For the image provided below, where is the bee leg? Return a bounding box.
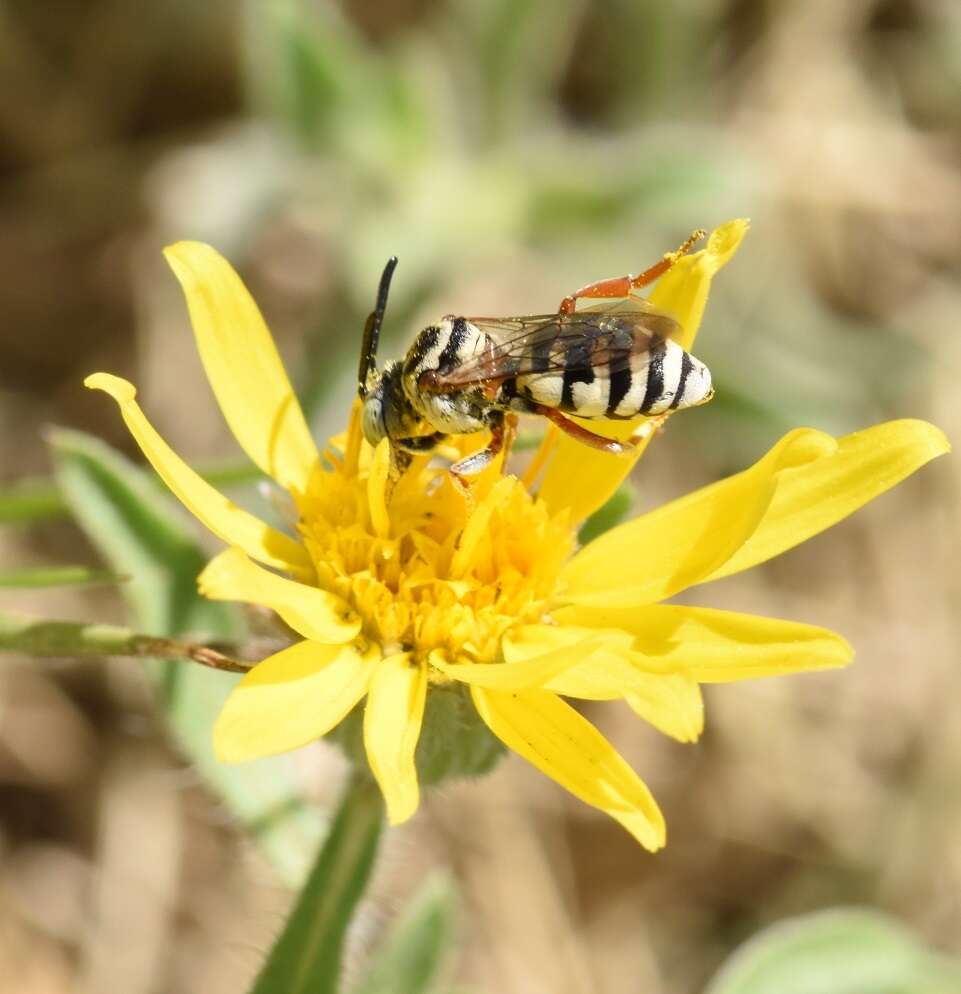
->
[448,414,513,500]
[387,432,447,496]
[395,431,447,455]
[557,229,706,315]
[501,412,519,459]
[388,443,413,486]
[531,404,635,454]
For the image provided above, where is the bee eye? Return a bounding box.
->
[362,395,386,445]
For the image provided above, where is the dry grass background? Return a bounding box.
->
[1,1,960,992]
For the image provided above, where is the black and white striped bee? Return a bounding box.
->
[359,232,714,483]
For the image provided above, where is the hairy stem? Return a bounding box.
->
[0,612,251,672]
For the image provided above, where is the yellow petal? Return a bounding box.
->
[543,649,675,700]
[450,476,516,578]
[434,629,630,692]
[706,419,950,582]
[502,636,703,741]
[623,672,703,743]
[647,218,751,353]
[537,437,645,529]
[561,428,838,607]
[367,439,391,538]
[163,241,320,494]
[555,603,854,682]
[214,640,375,762]
[199,548,360,643]
[470,686,666,850]
[538,219,749,523]
[85,373,312,576]
[500,623,668,699]
[502,622,628,660]
[364,653,426,825]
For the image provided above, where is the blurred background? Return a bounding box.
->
[1,1,960,991]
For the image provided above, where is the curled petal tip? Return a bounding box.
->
[384,802,418,827]
[781,428,838,468]
[84,372,137,403]
[162,239,218,264]
[913,419,951,456]
[706,218,751,260]
[162,242,228,294]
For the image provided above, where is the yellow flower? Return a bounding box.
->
[85,221,949,850]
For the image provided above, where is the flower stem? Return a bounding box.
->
[0,611,250,673]
[250,769,384,994]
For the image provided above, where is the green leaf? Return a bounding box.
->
[0,476,66,524]
[578,483,635,545]
[48,428,324,885]
[0,460,262,526]
[251,772,383,994]
[449,0,585,139]
[49,428,232,638]
[705,908,961,994]
[510,432,544,452]
[351,875,458,994]
[245,0,365,146]
[0,565,124,589]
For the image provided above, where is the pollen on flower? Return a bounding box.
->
[294,408,573,669]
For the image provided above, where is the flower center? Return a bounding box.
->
[294,444,573,667]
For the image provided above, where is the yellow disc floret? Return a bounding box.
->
[297,409,573,667]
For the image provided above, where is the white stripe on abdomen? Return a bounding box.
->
[520,373,564,408]
[645,341,685,414]
[571,376,610,416]
[614,356,649,416]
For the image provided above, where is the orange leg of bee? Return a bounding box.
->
[557,229,706,315]
[449,413,518,502]
[531,405,636,454]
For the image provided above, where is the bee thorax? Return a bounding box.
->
[402,317,491,434]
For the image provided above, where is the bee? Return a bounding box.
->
[359,231,714,484]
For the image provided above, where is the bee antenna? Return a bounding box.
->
[358,256,398,398]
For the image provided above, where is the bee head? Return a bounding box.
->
[361,361,408,446]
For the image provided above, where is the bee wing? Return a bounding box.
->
[430,299,680,389]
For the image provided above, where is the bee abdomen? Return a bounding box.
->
[611,340,712,417]
[516,331,613,415]
[518,339,712,419]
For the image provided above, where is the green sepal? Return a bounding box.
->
[327,680,505,786]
